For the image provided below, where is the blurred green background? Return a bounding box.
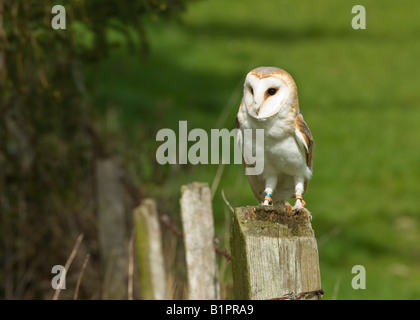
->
[87,0,420,299]
[2,0,420,299]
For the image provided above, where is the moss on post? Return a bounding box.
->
[134,199,167,300]
[231,205,322,300]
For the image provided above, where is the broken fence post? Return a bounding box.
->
[231,205,322,300]
[134,198,168,300]
[180,182,221,300]
[96,157,128,300]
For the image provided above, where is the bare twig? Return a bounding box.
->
[159,214,182,238]
[73,253,90,300]
[211,163,225,200]
[332,277,341,300]
[213,238,231,261]
[127,228,135,300]
[269,288,324,300]
[221,189,234,213]
[160,214,232,260]
[53,233,84,300]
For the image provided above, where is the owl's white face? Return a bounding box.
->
[242,67,297,120]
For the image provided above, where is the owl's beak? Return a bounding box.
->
[253,105,260,116]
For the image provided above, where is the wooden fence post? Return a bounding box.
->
[134,199,168,300]
[231,205,322,300]
[96,157,128,300]
[180,182,220,300]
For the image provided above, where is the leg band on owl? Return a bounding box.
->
[264,193,272,204]
[296,194,306,206]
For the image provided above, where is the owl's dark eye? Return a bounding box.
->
[267,88,277,96]
[249,87,254,95]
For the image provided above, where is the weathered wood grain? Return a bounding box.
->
[134,199,168,300]
[96,157,128,299]
[180,182,220,300]
[231,205,322,300]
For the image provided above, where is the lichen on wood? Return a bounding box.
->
[240,205,314,237]
[180,182,221,300]
[231,205,321,300]
[134,199,167,300]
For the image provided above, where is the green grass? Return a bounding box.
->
[85,0,420,299]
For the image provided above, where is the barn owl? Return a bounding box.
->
[236,67,314,214]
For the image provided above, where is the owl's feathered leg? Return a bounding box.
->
[263,177,277,206]
[293,178,311,219]
[292,178,305,208]
[293,194,306,209]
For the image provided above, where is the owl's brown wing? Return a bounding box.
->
[295,113,314,193]
[246,173,266,204]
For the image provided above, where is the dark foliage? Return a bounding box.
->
[0,0,194,299]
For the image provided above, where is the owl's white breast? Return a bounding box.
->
[239,106,311,180]
[264,133,310,179]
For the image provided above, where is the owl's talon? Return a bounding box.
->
[293,201,304,210]
[293,195,312,219]
[295,194,306,207]
[284,202,293,215]
[292,206,312,221]
[263,193,273,206]
[263,199,272,206]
